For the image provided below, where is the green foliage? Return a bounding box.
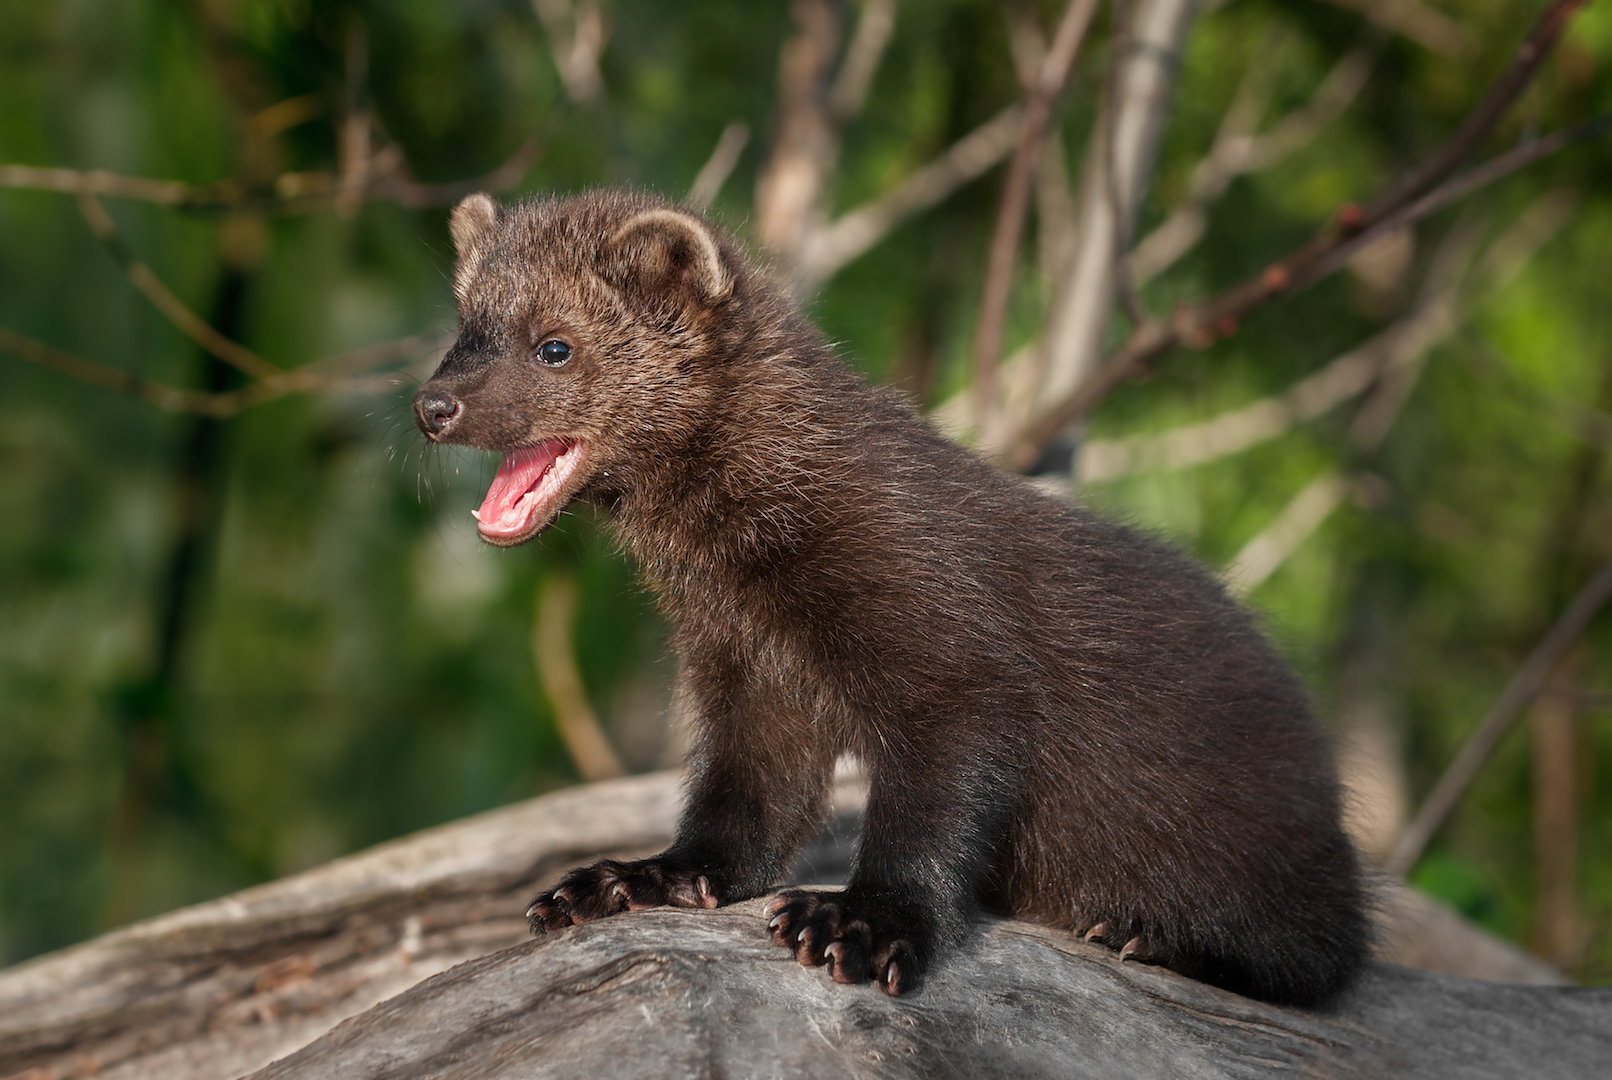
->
[1,0,1609,988]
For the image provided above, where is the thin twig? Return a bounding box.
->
[335,18,371,219]
[1129,36,1379,286]
[1010,0,1596,470]
[534,575,627,781]
[1386,555,1612,877]
[1318,0,1473,56]
[828,0,898,121]
[1075,316,1418,480]
[1035,0,1200,419]
[756,0,845,264]
[1293,113,1610,292]
[797,105,1025,285]
[688,122,751,211]
[0,327,239,417]
[0,164,227,205]
[76,194,282,381]
[1,132,543,215]
[972,0,1101,448]
[1198,191,1571,594]
[1222,473,1354,597]
[0,326,442,417]
[1369,0,1586,217]
[1009,112,1611,471]
[532,0,609,104]
[375,135,546,209]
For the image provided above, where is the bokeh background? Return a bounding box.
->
[1,0,1609,984]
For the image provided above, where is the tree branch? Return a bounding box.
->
[1,132,544,214]
[1010,110,1610,471]
[687,122,751,211]
[532,0,609,104]
[1010,0,1596,470]
[828,0,898,121]
[76,193,282,381]
[972,0,1101,448]
[1222,472,1354,597]
[1129,35,1379,286]
[755,0,846,268]
[0,327,446,417]
[1200,188,1572,594]
[1034,0,1200,424]
[1318,0,1474,57]
[796,104,1025,285]
[1386,555,1612,877]
[534,575,627,782]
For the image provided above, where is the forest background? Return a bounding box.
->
[2,0,1610,985]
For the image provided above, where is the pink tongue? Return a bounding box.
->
[475,441,566,534]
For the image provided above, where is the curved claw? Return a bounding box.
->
[1119,934,1156,963]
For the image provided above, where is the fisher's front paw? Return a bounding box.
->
[765,889,926,995]
[527,858,720,932]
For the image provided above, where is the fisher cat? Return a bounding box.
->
[411,189,1368,1006]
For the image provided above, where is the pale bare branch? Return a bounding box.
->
[1012,0,1598,471]
[334,19,372,219]
[299,332,454,378]
[3,127,543,214]
[796,104,1024,285]
[756,0,845,264]
[1034,128,1078,293]
[1320,0,1474,57]
[1203,191,1574,596]
[0,164,227,205]
[0,327,239,417]
[1036,0,1200,416]
[532,0,609,104]
[973,0,1102,449]
[1076,321,1402,481]
[829,0,898,121]
[1129,37,1378,286]
[1011,109,1610,472]
[376,136,545,209]
[688,122,751,211]
[1243,42,1377,172]
[534,575,627,781]
[249,93,323,141]
[1222,472,1353,597]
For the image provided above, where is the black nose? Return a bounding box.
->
[413,386,463,438]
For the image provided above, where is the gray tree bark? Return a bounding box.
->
[0,772,1596,1080]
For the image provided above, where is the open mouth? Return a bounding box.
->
[471,437,587,545]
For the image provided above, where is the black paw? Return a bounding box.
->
[764,889,924,995]
[527,858,720,933]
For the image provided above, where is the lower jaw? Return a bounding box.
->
[477,513,557,547]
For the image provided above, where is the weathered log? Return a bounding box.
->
[248,901,1610,1080]
[0,771,1591,1080]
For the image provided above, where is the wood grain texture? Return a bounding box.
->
[0,771,1586,1080]
[247,901,1609,1080]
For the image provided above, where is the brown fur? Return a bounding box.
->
[412,189,1368,1006]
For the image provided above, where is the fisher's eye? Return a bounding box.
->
[536,339,572,367]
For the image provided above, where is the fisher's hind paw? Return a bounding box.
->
[527,858,720,933]
[765,889,925,995]
[1073,915,1162,964]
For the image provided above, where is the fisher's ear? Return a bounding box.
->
[599,207,734,312]
[448,193,500,306]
